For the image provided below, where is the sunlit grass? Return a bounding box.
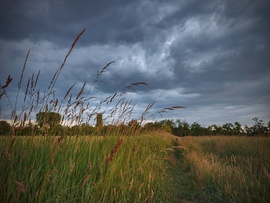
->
[0,132,177,202]
[179,136,270,202]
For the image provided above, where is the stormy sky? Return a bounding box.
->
[0,0,270,126]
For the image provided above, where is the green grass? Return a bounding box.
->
[0,132,178,202]
[2,134,270,202]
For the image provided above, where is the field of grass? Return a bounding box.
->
[1,29,270,202]
[1,133,270,202]
[177,136,270,202]
[0,132,179,202]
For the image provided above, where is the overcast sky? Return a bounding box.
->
[0,0,270,126]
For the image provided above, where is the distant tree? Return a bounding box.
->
[221,123,234,136]
[251,117,267,135]
[267,121,270,136]
[71,125,81,135]
[244,125,253,136]
[127,120,139,128]
[158,119,174,134]
[95,113,103,129]
[0,120,12,135]
[36,112,61,128]
[100,125,117,135]
[63,126,71,136]
[17,126,33,136]
[234,122,243,135]
[49,124,64,136]
[206,126,214,135]
[81,123,94,135]
[212,125,222,135]
[173,119,190,136]
[190,122,204,136]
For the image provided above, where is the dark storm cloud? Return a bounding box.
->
[166,1,270,106]
[0,0,138,45]
[0,0,269,125]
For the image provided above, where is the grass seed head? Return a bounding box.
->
[105,138,123,166]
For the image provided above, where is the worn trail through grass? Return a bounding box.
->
[168,135,270,203]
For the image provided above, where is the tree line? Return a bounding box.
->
[0,112,269,136]
[151,117,270,136]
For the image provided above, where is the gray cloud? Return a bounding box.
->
[0,0,269,126]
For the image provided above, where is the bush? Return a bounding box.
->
[0,120,12,135]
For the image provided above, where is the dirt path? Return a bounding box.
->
[160,132,206,203]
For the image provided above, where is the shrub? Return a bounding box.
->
[0,120,12,135]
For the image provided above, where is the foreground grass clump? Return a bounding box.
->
[179,136,270,202]
[0,132,176,202]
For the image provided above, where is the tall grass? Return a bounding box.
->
[0,132,176,202]
[179,136,270,202]
[0,28,179,130]
[0,28,184,202]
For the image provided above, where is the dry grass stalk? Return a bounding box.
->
[76,82,86,100]
[0,75,13,99]
[120,169,123,179]
[63,83,75,100]
[82,162,92,186]
[129,178,134,191]
[139,183,144,190]
[82,174,91,186]
[1,75,13,89]
[122,82,148,93]
[14,49,30,116]
[156,106,185,118]
[24,78,30,102]
[8,137,16,153]
[64,28,86,64]
[110,93,117,103]
[85,61,115,100]
[45,28,86,107]
[98,61,115,77]
[12,181,25,202]
[140,101,156,124]
[105,139,123,166]
[20,113,27,128]
[50,133,66,165]
[34,70,40,87]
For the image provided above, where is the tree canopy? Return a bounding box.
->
[36,112,61,128]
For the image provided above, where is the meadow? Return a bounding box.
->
[0,132,177,202]
[1,134,270,202]
[176,136,270,202]
[1,28,270,202]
